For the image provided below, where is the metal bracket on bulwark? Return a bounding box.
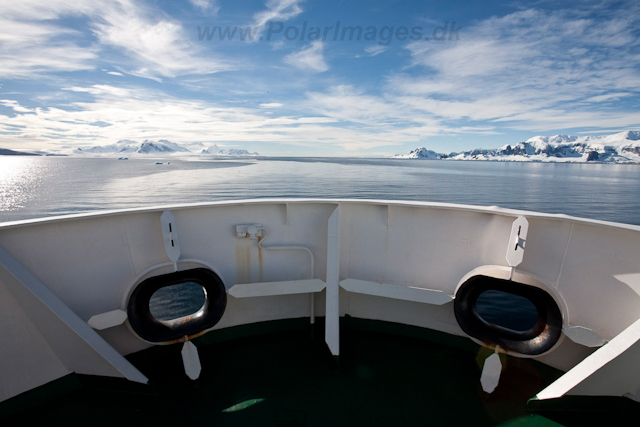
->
[506,216,528,280]
[161,210,181,271]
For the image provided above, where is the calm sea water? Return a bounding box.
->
[2,156,639,322]
[1,156,640,225]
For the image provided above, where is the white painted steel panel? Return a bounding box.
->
[0,277,70,402]
[0,199,639,400]
[0,245,147,401]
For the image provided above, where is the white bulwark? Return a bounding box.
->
[1,199,640,403]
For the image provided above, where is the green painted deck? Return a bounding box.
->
[2,317,639,426]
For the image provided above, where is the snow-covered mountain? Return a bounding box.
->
[399,147,443,160]
[78,139,191,154]
[395,131,640,163]
[201,144,260,156]
[74,140,259,156]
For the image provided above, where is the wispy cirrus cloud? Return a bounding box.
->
[356,45,388,58]
[305,85,497,135]
[284,41,328,72]
[297,3,640,146]
[189,0,220,16]
[585,93,633,103]
[0,82,462,152]
[1,1,638,156]
[0,84,381,151]
[91,0,231,79]
[0,14,97,78]
[0,0,230,80]
[251,0,304,29]
[389,6,640,131]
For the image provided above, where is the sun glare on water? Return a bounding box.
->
[0,157,47,213]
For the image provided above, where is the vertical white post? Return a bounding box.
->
[325,206,340,357]
[310,293,315,324]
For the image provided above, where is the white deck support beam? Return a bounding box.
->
[325,206,340,357]
[535,317,640,402]
[340,279,452,305]
[0,245,148,385]
[228,279,326,298]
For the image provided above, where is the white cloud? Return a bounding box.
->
[354,45,388,58]
[252,0,303,29]
[91,1,230,79]
[0,100,35,113]
[0,15,97,78]
[390,7,640,131]
[0,82,455,152]
[106,71,124,76]
[0,84,392,151]
[304,85,498,137]
[63,84,133,97]
[263,5,638,145]
[0,0,230,80]
[1,2,638,154]
[364,45,388,57]
[306,85,406,125]
[0,1,95,20]
[189,0,220,15]
[284,41,328,72]
[585,93,633,103]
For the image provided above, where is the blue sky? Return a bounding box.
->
[0,0,639,156]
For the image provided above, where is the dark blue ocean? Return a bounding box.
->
[2,156,640,225]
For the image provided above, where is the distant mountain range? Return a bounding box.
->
[76,139,191,155]
[0,148,40,156]
[200,144,259,156]
[395,131,640,163]
[78,140,259,156]
[4,132,640,162]
[0,140,260,157]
